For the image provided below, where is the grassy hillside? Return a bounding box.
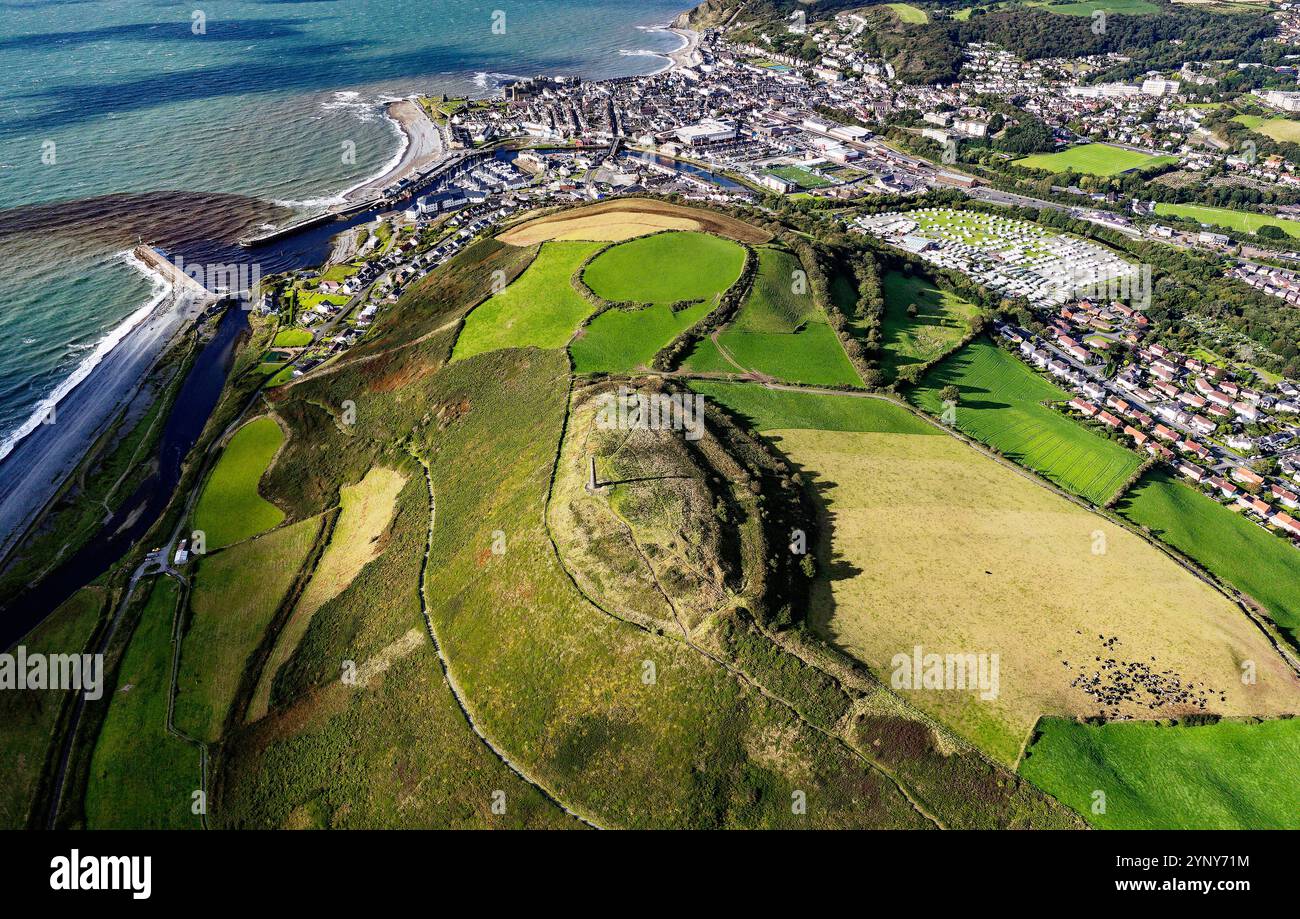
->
[911,339,1141,504]
[693,247,862,388]
[176,517,323,742]
[85,578,202,829]
[771,404,1299,764]
[570,300,714,373]
[880,271,979,381]
[452,241,604,360]
[192,415,286,549]
[1117,469,1300,646]
[1021,717,1300,829]
[0,588,103,829]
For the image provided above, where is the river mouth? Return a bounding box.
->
[0,297,247,651]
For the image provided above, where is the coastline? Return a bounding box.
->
[0,22,696,568]
[344,98,444,205]
[0,256,212,563]
[667,25,702,71]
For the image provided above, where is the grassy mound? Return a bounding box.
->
[583,231,746,304]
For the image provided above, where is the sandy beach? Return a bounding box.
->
[667,26,702,71]
[345,99,444,204]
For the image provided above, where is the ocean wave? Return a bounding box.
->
[472,71,525,92]
[273,97,411,211]
[0,251,169,464]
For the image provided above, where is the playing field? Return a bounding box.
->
[765,165,835,190]
[1032,0,1160,14]
[1021,717,1300,829]
[1154,202,1300,239]
[765,399,1300,764]
[453,241,604,360]
[911,339,1142,504]
[1015,143,1177,176]
[1117,469,1300,645]
[192,415,286,549]
[880,271,980,381]
[582,231,746,304]
[570,300,714,373]
[175,516,322,743]
[687,247,860,387]
[1232,113,1300,143]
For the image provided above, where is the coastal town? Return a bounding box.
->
[234,9,1300,557]
[6,0,1300,850]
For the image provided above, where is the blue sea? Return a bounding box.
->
[0,0,691,457]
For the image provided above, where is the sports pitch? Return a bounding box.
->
[1154,202,1300,240]
[1015,143,1178,176]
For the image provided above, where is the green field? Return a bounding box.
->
[1117,469,1300,645]
[1154,202,1300,240]
[1233,113,1300,143]
[689,247,861,387]
[884,2,929,21]
[272,329,313,348]
[1032,0,1160,15]
[765,395,1296,765]
[0,588,103,829]
[192,415,286,550]
[1015,143,1177,176]
[85,579,202,829]
[570,300,714,373]
[911,339,1141,504]
[453,241,604,360]
[583,231,746,304]
[690,382,937,434]
[880,271,980,381]
[175,517,322,743]
[1021,717,1300,829]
